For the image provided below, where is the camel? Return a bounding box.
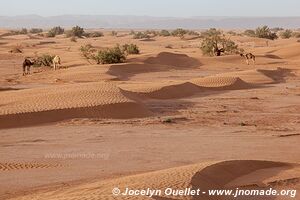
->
[22,58,35,76]
[240,53,256,65]
[52,55,61,70]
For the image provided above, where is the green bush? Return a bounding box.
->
[133,32,150,39]
[255,26,278,40]
[92,46,126,64]
[129,30,135,35]
[244,29,256,37]
[122,44,140,54]
[159,30,171,37]
[34,54,55,67]
[79,44,94,60]
[20,28,28,34]
[145,30,159,37]
[171,28,188,37]
[46,31,56,38]
[280,29,293,39]
[66,26,85,38]
[186,30,199,36]
[227,31,238,36]
[292,32,300,38]
[200,28,239,56]
[30,28,43,34]
[244,26,278,40]
[47,26,64,37]
[84,31,104,38]
[111,31,118,36]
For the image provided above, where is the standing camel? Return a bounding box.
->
[240,53,256,65]
[52,55,61,70]
[22,58,35,76]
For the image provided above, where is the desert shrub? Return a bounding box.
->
[19,28,28,34]
[227,31,238,36]
[46,31,56,38]
[66,26,85,38]
[244,29,256,37]
[47,26,64,37]
[145,30,159,37]
[122,44,140,54]
[186,30,200,36]
[133,32,150,39]
[171,28,188,37]
[129,30,135,35]
[159,30,171,37]
[2,29,29,36]
[200,28,239,56]
[292,32,300,38]
[79,44,95,61]
[280,29,293,39]
[70,36,77,42]
[34,54,55,67]
[255,26,278,40]
[10,28,28,35]
[92,46,126,64]
[29,28,43,34]
[84,31,104,38]
[111,31,118,36]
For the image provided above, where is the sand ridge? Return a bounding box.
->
[0,82,151,128]
[120,68,289,99]
[0,162,61,171]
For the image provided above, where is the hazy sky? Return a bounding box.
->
[1,0,299,17]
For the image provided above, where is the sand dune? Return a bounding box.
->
[120,67,293,100]
[107,52,201,80]
[8,160,299,200]
[121,75,255,100]
[121,81,201,99]
[190,76,252,90]
[212,68,291,84]
[271,43,300,60]
[121,77,253,100]
[0,82,151,128]
[144,52,201,68]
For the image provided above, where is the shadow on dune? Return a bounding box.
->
[144,52,201,68]
[151,160,293,200]
[107,52,202,80]
[0,87,21,92]
[190,160,291,200]
[257,67,295,83]
[260,54,282,59]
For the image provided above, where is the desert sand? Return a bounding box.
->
[0,30,300,200]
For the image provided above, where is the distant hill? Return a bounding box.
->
[0,15,300,29]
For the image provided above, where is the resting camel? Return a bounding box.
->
[22,58,35,76]
[52,55,61,70]
[240,53,256,65]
